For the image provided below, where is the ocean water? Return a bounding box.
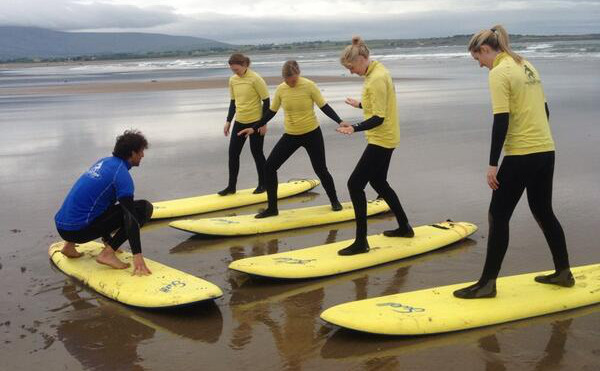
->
[1,40,599,86]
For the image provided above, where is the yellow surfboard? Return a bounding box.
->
[151,179,319,219]
[320,264,600,335]
[49,241,223,308]
[229,221,477,278]
[169,199,390,236]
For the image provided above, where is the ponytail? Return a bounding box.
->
[282,60,300,78]
[228,53,251,67]
[340,36,370,68]
[468,24,523,64]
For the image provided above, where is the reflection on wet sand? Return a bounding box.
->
[97,299,223,344]
[320,303,598,369]
[55,279,224,369]
[264,288,326,370]
[534,319,572,371]
[477,318,573,371]
[226,237,475,369]
[56,281,155,370]
[478,335,506,371]
[227,230,342,359]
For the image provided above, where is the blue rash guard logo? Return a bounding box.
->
[159,280,186,293]
[377,302,425,313]
[273,257,316,265]
[86,161,104,179]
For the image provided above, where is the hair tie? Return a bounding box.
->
[490,28,496,33]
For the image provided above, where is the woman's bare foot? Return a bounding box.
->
[96,247,130,269]
[61,242,83,258]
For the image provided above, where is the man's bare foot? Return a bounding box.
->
[61,242,83,258]
[103,241,123,254]
[96,247,130,269]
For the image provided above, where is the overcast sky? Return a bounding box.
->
[1,0,599,44]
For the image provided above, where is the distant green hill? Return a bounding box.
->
[251,34,600,51]
[1,27,598,63]
[0,26,233,62]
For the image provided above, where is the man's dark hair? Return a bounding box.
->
[112,129,148,160]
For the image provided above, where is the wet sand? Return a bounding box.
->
[0,75,365,96]
[1,57,599,370]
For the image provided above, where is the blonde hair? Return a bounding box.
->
[468,25,523,64]
[340,36,370,68]
[282,60,300,78]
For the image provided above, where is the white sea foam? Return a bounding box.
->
[525,43,554,50]
[1,41,598,78]
[372,52,469,60]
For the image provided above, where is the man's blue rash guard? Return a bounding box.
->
[55,156,134,231]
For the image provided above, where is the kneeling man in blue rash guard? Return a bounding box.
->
[54,130,154,276]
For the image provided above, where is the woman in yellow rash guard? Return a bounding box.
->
[336,36,413,256]
[219,53,270,196]
[454,25,573,299]
[238,60,344,218]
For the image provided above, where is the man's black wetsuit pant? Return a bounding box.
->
[57,200,153,254]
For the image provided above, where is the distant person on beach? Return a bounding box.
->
[54,130,154,276]
[238,60,346,218]
[454,25,574,299]
[219,53,270,196]
[335,36,414,256]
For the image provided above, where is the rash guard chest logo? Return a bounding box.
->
[86,161,104,179]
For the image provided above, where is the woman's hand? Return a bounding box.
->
[224,121,231,136]
[258,126,267,136]
[336,125,355,135]
[487,166,500,190]
[238,128,255,137]
[345,97,361,108]
[339,121,352,127]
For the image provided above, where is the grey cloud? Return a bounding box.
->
[148,6,600,44]
[0,1,179,30]
[0,1,598,43]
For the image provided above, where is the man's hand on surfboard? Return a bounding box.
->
[487,166,500,190]
[132,254,152,276]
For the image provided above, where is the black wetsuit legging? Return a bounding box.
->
[57,199,153,255]
[479,151,570,282]
[227,121,266,189]
[264,126,339,209]
[349,144,410,241]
